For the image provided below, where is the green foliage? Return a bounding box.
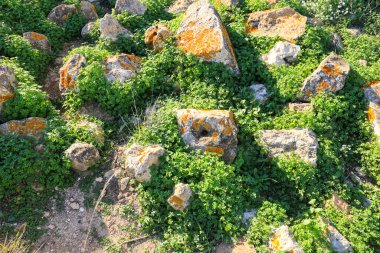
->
[359,141,380,185]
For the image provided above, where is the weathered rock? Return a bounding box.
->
[176,0,239,74]
[269,225,304,253]
[59,54,87,92]
[23,32,51,53]
[364,81,380,138]
[258,128,319,165]
[0,117,46,139]
[81,22,96,37]
[331,193,350,215]
[76,120,105,145]
[301,53,350,101]
[215,240,256,253]
[168,0,196,14]
[260,41,300,66]
[242,209,256,224]
[246,7,307,42]
[65,143,100,172]
[214,0,239,7]
[80,1,98,22]
[167,183,192,211]
[176,109,238,162]
[288,103,313,112]
[48,4,78,25]
[249,84,268,103]
[103,54,142,83]
[115,0,147,15]
[332,33,343,51]
[0,65,16,111]
[121,144,165,182]
[326,223,353,253]
[99,14,132,41]
[145,24,172,51]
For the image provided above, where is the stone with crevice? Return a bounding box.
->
[115,0,147,15]
[103,54,142,84]
[59,54,87,92]
[167,183,192,211]
[23,32,51,53]
[99,14,132,41]
[260,41,300,66]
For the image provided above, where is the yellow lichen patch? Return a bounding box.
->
[219,119,233,136]
[316,80,330,93]
[188,21,196,27]
[192,118,205,131]
[127,54,142,63]
[368,107,376,122]
[30,32,46,41]
[181,113,190,123]
[181,127,186,134]
[203,122,212,132]
[177,27,222,60]
[205,146,224,155]
[271,233,281,251]
[321,64,342,76]
[212,132,219,142]
[306,91,312,97]
[169,195,184,206]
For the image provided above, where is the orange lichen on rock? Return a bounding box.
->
[0,90,14,104]
[59,54,86,91]
[205,146,224,155]
[103,54,141,83]
[0,117,47,138]
[29,32,47,41]
[167,183,192,211]
[368,107,376,122]
[168,195,184,206]
[316,80,330,93]
[321,64,342,76]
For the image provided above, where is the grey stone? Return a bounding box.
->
[249,84,268,103]
[115,0,147,15]
[260,41,300,66]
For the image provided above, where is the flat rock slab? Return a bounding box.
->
[301,53,350,101]
[269,225,304,253]
[0,117,47,139]
[115,0,147,15]
[23,32,51,53]
[176,109,238,162]
[59,54,87,92]
[258,128,318,165]
[104,54,142,83]
[364,81,380,138]
[176,0,239,74]
[246,7,307,42]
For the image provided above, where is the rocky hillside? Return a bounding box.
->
[0,0,380,252]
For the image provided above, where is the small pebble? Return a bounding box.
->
[70,202,80,210]
[79,207,85,212]
[43,211,50,217]
[95,177,103,183]
[48,224,55,230]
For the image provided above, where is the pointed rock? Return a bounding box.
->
[23,32,51,53]
[261,41,300,66]
[0,65,16,113]
[246,7,307,42]
[364,81,380,138]
[48,4,78,25]
[0,117,46,139]
[65,143,100,171]
[168,183,192,211]
[80,1,98,22]
[145,24,172,51]
[104,54,142,83]
[59,54,87,92]
[301,53,350,101]
[269,225,304,253]
[176,0,239,74]
[115,0,147,15]
[99,14,132,41]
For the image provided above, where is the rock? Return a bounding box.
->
[70,202,80,210]
[95,177,103,182]
[215,240,255,253]
[168,0,196,14]
[364,81,380,138]
[0,65,16,112]
[115,0,147,15]
[99,14,132,41]
[242,209,256,224]
[332,33,343,51]
[167,183,192,211]
[23,32,51,53]
[76,120,105,145]
[214,0,239,7]
[258,128,319,165]
[121,144,165,182]
[176,109,238,163]
[48,4,78,25]
[145,24,172,51]
[59,54,87,92]
[65,143,100,172]
[347,28,361,37]
[81,22,95,37]
[246,7,307,42]
[331,193,350,215]
[119,177,129,191]
[270,225,304,252]
[176,0,239,74]
[326,223,353,253]
[80,1,98,22]
[0,117,47,139]
[260,41,300,66]
[79,207,85,212]
[358,59,367,66]
[103,54,142,83]
[249,84,268,104]
[301,53,350,101]
[288,103,313,112]
[48,224,55,230]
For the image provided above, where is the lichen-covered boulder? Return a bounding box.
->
[23,32,51,53]
[301,53,350,101]
[65,143,100,171]
[115,0,147,15]
[326,223,353,253]
[258,128,319,165]
[122,144,165,182]
[80,1,98,22]
[270,225,304,253]
[81,22,96,37]
[246,7,307,42]
[167,183,192,211]
[76,120,105,145]
[176,109,238,163]
[331,193,350,215]
[103,54,142,83]
[145,24,172,51]
[0,117,46,139]
[168,0,196,14]
[364,81,380,138]
[0,65,16,111]
[288,103,313,112]
[176,0,240,74]
[99,14,132,41]
[48,4,78,25]
[249,84,268,104]
[260,41,300,66]
[59,54,87,92]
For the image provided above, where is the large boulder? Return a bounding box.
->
[269,225,304,253]
[59,54,87,92]
[301,53,350,101]
[261,41,300,66]
[145,24,172,52]
[115,0,147,15]
[246,7,307,42]
[176,109,238,163]
[258,128,319,165]
[48,4,78,25]
[65,143,100,171]
[23,32,51,53]
[364,81,380,138]
[99,14,132,41]
[0,117,46,139]
[168,0,196,14]
[103,54,142,83]
[326,223,353,253]
[167,183,192,211]
[176,0,239,74]
[0,65,16,112]
[80,1,98,22]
